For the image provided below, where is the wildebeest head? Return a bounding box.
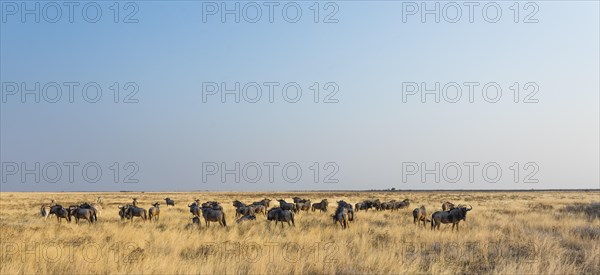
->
[457,204,472,220]
[152,202,160,207]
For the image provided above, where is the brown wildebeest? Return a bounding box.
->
[49,205,70,223]
[442,201,455,211]
[312,199,329,212]
[149,202,160,221]
[412,205,430,227]
[431,205,472,231]
[267,208,295,227]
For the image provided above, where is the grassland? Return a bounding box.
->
[0,191,599,274]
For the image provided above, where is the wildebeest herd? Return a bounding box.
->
[39,196,473,231]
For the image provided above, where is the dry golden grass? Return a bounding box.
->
[1,191,599,274]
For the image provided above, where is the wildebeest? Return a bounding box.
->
[333,205,350,229]
[431,205,472,231]
[337,201,354,221]
[267,207,295,227]
[69,204,97,224]
[49,205,70,223]
[235,205,256,218]
[118,205,131,220]
[394,199,410,211]
[188,201,201,218]
[355,201,372,212]
[123,205,147,223]
[164,197,175,207]
[252,198,271,208]
[232,200,253,217]
[295,199,311,212]
[149,202,160,221]
[442,201,455,211]
[277,199,297,213]
[412,205,430,227]
[236,214,256,224]
[201,203,227,227]
[312,199,329,212]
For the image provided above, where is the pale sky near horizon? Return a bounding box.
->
[1,1,598,191]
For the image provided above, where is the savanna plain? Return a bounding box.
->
[0,191,599,274]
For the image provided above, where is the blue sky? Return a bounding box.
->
[1,1,598,191]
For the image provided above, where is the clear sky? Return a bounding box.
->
[1,1,598,191]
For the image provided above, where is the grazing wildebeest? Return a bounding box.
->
[201,204,227,227]
[393,199,410,211]
[149,202,160,221]
[188,201,201,218]
[431,205,472,231]
[164,197,175,207]
[267,208,295,227]
[333,205,350,229]
[49,205,70,223]
[69,204,96,224]
[124,205,147,223]
[277,199,297,213]
[442,201,455,211]
[413,205,430,227]
[312,199,329,212]
[236,214,256,224]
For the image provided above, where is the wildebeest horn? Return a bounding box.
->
[467,204,472,210]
